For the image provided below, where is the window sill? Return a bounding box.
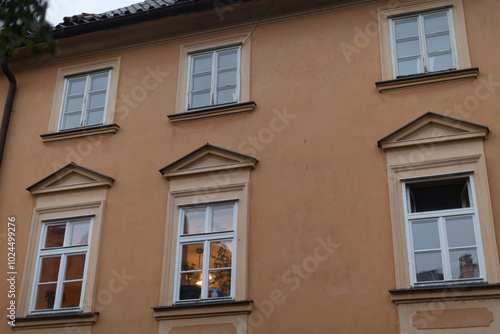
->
[40,124,120,144]
[13,312,98,330]
[389,283,500,304]
[152,300,253,321]
[167,101,256,125]
[375,67,479,93]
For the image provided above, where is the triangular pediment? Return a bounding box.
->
[378,112,488,150]
[160,144,258,179]
[27,162,114,195]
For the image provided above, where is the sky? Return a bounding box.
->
[45,0,138,25]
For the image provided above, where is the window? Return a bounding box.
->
[403,175,486,285]
[44,58,120,143]
[17,163,113,331]
[175,203,236,302]
[155,144,256,328]
[187,47,241,110]
[170,34,255,124]
[376,0,477,92]
[391,9,457,77]
[59,71,111,130]
[378,112,500,310]
[30,218,92,313]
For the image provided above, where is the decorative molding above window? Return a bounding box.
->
[18,163,113,332]
[378,112,499,290]
[155,144,257,333]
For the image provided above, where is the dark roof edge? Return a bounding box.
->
[52,0,251,40]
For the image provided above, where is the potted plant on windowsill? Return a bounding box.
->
[459,254,477,278]
[179,261,201,300]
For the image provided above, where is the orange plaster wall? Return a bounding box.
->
[0,0,499,333]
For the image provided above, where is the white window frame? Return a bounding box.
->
[173,201,237,303]
[29,217,93,314]
[402,174,487,286]
[186,45,241,111]
[390,7,458,77]
[57,70,112,131]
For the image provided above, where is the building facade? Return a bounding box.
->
[1,0,500,333]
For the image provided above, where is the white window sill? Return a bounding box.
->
[14,312,98,330]
[389,282,500,304]
[375,67,479,93]
[167,101,256,125]
[40,124,120,144]
[153,300,252,321]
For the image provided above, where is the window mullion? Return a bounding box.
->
[54,254,67,309]
[439,216,451,280]
[211,51,217,105]
[201,240,210,299]
[81,75,91,126]
[418,14,428,73]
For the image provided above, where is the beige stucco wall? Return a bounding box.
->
[1,0,499,333]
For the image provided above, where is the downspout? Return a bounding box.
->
[0,55,17,170]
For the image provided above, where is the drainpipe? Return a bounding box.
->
[0,55,17,170]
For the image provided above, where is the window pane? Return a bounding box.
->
[39,257,61,282]
[183,208,206,234]
[35,283,57,310]
[62,112,81,129]
[409,180,470,213]
[218,49,238,69]
[412,219,440,250]
[67,77,86,95]
[179,272,202,300]
[88,92,106,109]
[190,91,211,109]
[415,251,444,282]
[62,281,82,308]
[70,221,90,245]
[394,17,419,39]
[90,73,109,91]
[65,96,84,112]
[424,11,449,34]
[428,52,454,72]
[181,243,204,271]
[212,205,234,232]
[446,216,476,247]
[45,224,66,247]
[209,269,231,298]
[217,69,237,87]
[397,57,421,76]
[192,73,212,91]
[65,254,86,280]
[192,54,212,73]
[86,109,104,126]
[216,87,237,104]
[449,249,479,279]
[210,241,232,268]
[396,38,421,58]
[426,32,452,53]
